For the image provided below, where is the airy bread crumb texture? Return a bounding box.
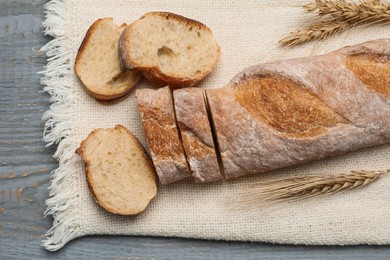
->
[120,12,220,87]
[76,125,157,215]
[75,18,141,100]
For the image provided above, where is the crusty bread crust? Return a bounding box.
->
[173,88,222,182]
[75,18,141,100]
[81,71,142,100]
[119,12,220,88]
[76,125,157,215]
[142,71,199,90]
[206,38,390,179]
[136,87,191,184]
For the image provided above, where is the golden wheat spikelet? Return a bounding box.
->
[279,19,350,47]
[232,170,389,208]
[280,0,390,47]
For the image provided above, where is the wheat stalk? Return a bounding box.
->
[280,19,350,47]
[280,0,390,47]
[305,0,390,23]
[233,169,389,208]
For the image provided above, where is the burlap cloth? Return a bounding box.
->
[41,0,390,251]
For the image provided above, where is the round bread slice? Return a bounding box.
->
[119,12,220,88]
[76,125,157,215]
[75,18,141,100]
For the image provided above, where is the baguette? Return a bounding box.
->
[76,125,157,215]
[173,88,222,183]
[206,39,390,179]
[119,12,220,88]
[136,86,191,184]
[75,18,141,100]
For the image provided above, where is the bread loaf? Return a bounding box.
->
[136,86,191,184]
[76,125,157,215]
[206,38,390,179]
[173,88,222,183]
[74,18,141,100]
[119,12,220,88]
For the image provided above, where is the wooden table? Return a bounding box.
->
[1,1,390,259]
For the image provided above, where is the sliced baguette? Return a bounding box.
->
[76,125,157,215]
[75,18,141,100]
[136,86,192,184]
[173,88,222,183]
[119,12,220,88]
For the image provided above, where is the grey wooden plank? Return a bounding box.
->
[0,4,57,260]
[0,0,390,259]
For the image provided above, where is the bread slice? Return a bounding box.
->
[119,12,220,88]
[173,88,222,183]
[136,86,192,184]
[76,125,157,215]
[75,18,141,100]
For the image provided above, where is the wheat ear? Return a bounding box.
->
[279,19,350,47]
[233,170,389,207]
[280,0,390,47]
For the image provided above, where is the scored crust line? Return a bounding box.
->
[170,87,192,177]
[203,90,225,179]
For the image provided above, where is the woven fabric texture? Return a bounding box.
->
[41,0,390,251]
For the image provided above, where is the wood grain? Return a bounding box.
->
[0,1,390,259]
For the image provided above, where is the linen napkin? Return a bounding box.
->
[41,0,390,251]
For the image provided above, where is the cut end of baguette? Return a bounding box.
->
[76,125,157,215]
[75,18,141,100]
[119,12,220,88]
